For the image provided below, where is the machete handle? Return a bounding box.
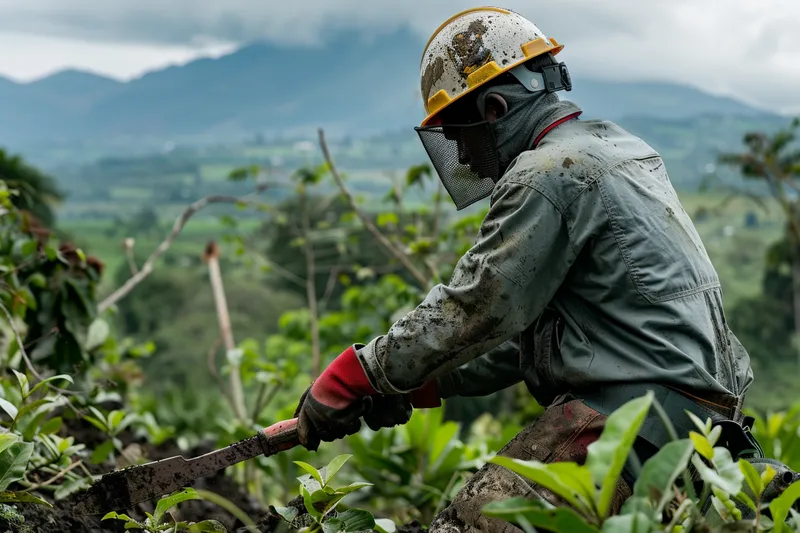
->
[256,418,300,456]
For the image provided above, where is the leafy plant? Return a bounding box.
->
[82,405,140,464]
[103,487,227,532]
[482,392,800,533]
[346,406,491,524]
[271,454,395,533]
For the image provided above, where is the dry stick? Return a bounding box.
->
[22,460,83,492]
[98,194,262,313]
[206,336,225,393]
[318,129,429,289]
[319,266,340,312]
[300,191,322,378]
[122,238,139,275]
[203,242,248,424]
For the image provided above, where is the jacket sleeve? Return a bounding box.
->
[355,179,579,394]
[436,338,523,398]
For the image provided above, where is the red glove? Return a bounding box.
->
[294,345,378,450]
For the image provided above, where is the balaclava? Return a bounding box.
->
[475,83,582,175]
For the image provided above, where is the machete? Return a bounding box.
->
[72,417,300,516]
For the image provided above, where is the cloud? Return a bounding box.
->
[0,0,798,113]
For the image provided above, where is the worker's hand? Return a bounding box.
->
[293,345,378,451]
[361,380,441,431]
[362,394,413,431]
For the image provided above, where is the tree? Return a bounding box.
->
[719,118,800,368]
[0,148,64,228]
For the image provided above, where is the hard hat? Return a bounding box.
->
[419,7,564,127]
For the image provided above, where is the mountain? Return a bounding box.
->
[0,28,781,145]
[27,69,121,110]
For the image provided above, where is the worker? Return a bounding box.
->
[294,6,755,532]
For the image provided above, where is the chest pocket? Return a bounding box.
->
[598,157,720,304]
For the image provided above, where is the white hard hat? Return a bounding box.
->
[420,7,564,127]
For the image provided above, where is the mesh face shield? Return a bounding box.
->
[415,121,500,210]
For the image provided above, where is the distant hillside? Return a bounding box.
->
[0,28,780,145]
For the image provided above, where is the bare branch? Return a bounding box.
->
[319,266,341,312]
[203,242,248,423]
[99,194,264,312]
[22,460,83,492]
[207,336,223,383]
[318,129,430,289]
[122,238,138,275]
[300,190,323,378]
[243,243,307,288]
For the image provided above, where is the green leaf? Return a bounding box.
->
[0,490,52,507]
[39,416,63,436]
[489,456,585,512]
[430,421,459,466]
[271,505,299,522]
[86,318,110,351]
[684,411,710,435]
[690,449,744,495]
[294,461,324,487]
[770,480,800,533]
[14,399,55,426]
[544,462,596,508]
[20,239,38,256]
[482,497,600,533]
[107,410,127,430]
[103,511,134,521]
[153,488,200,525]
[187,519,228,532]
[91,440,115,464]
[734,491,757,512]
[739,459,763,499]
[376,213,399,228]
[689,432,714,461]
[300,483,321,521]
[585,391,654,518]
[324,454,351,485]
[54,477,91,500]
[375,518,397,533]
[27,374,73,397]
[0,398,18,420]
[0,441,34,491]
[333,482,373,495]
[600,512,654,533]
[0,435,19,457]
[630,439,694,516]
[336,509,376,532]
[12,370,29,398]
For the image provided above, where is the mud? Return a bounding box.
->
[3,414,422,533]
[450,20,491,78]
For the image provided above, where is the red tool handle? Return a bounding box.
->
[257,418,301,456]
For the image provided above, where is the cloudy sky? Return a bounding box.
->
[0,0,798,114]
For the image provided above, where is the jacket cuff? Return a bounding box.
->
[436,371,463,399]
[355,337,414,394]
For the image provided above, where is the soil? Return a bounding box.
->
[2,411,428,533]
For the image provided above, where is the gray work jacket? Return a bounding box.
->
[356,117,754,407]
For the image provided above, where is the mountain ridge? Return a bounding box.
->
[0,28,782,145]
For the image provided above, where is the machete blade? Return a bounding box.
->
[73,418,299,516]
